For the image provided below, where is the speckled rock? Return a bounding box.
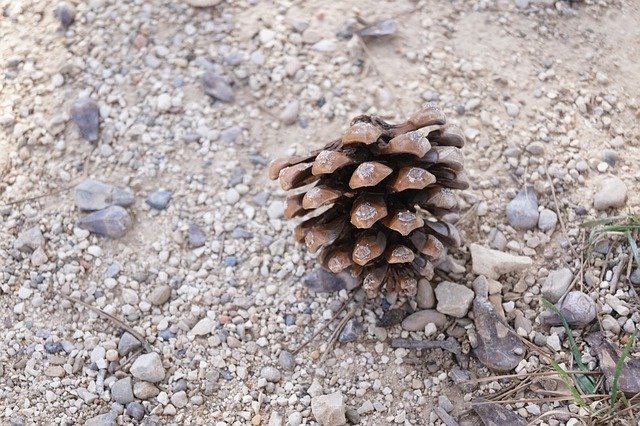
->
[77,206,131,238]
[130,353,165,383]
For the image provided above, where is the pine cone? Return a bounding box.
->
[269,104,468,297]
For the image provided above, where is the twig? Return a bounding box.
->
[58,292,153,353]
[545,167,579,258]
[319,299,363,364]
[0,182,78,208]
[461,369,601,384]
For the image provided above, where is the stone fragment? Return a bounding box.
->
[541,268,573,303]
[130,353,165,383]
[434,282,474,318]
[202,71,234,102]
[14,226,44,253]
[146,189,172,210]
[311,392,346,426]
[540,291,596,326]
[586,332,640,394]
[506,187,539,230]
[470,244,532,279]
[111,377,134,404]
[401,310,448,331]
[594,176,627,210]
[77,206,131,238]
[75,179,134,211]
[71,97,100,141]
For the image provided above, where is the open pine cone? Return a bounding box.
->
[269,103,468,297]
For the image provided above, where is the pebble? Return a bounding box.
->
[111,377,134,404]
[75,179,134,211]
[303,268,359,292]
[470,244,532,279]
[148,285,172,305]
[118,332,142,356]
[54,2,75,28]
[146,189,172,210]
[77,206,131,238]
[278,351,295,371]
[401,310,447,331]
[541,291,597,326]
[202,71,234,102]
[125,402,145,421]
[187,223,206,247]
[14,226,44,253]
[183,0,221,6]
[630,269,640,285]
[311,39,337,52]
[190,317,215,336]
[601,314,620,333]
[85,410,118,426]
[311,392,346,426]
[70,97,100,141]
[541,268,573,303]
[130,352,165,383]
[156,93,172,112]
[280,101,299,125]
[546,334,562,352]
[504,102,520,117]
[220,126,241,143]
[260,366,281,383]
[537,208,557,232]
[338,319,362,342]
[416,278,435,309]
[267,201,284,219]
[225,188,240,204]
[506,187,539,230]
[434,281,474,318]
[593,176,627,210]
[133,381,160,400]
[171,391,188,408]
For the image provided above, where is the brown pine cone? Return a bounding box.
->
[269,103,467,298]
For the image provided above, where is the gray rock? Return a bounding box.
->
[202,71,234,102]
[14,226,44,253]
[541,268,573,303]
[506,187,539,230]
[338,319,362,343]
[473,398,527,426]
[631,269,640,285]
[357,19,397,38]
[280,101,299,125]
[537,208,558,232]
[416,279,435,309]
[401,309,447,331]
[435,282,474,318]
[525,142,544,155]
[311,39,337,52]
[470,244,532,279]
[118,332,141,356]
[602,149,618,167]
[220,126,241,143]
[125,402,145,421]
[187,223,206,247]
[586,332,640,394]
[504,102,520,117]
[171,391,188,408]
[278,351,295,371]
[105,262,121,278]
[190,317,214,336]
[514,0,529,8]
[473,297,525,372]
[84,410,117,426]
[540,291,596,326]
[133,381,159,400]
[71,97,100,142]
[311,392,346,426]
[260,366,281,383]
[75,179,134,211]
[146,189,172,210]
[303,268,359,293]
[267,200,283,219]
[54,2,75,28]
[77,206,131,238]
[148,285,171,305]
[130,352,165,383]
[594,176,627,210]
[111,377,134,404]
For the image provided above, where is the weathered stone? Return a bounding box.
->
[541,268,573,303]
[75,179,134,211]
[434,282,474,318]
[77,206,131,238]
[506,187,539,230]
[401,310,447,331]
[311,392,346,426]
[130,353,165,383]
[71,97,100,142]
[14,226,44,253]
[594,176,627,210]
[470,244,532,279]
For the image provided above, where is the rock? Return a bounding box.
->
[261,366,281,383]
[190,317,214,336]
[540,291,597,326]
[187,223,206,247]
[148,285,171,305]
[601,314,620,333]
[111,377,134,404]
[303,268,359,293]
[594,176,627,210]
[202,71,234,102]
[45,365,65,377]
[434,282,474,318]
[541,268,573,303]
[54,2,75,28]
[537,208,558,232]
[77,206,131,238]
[311,39,337,52]
[220,126,241,143]
[75,179,134,211]
[71,97,100,142]
[416,278,435,309]
[473,296,526,372]
[546,334,562,352]
[146,189,172,210]
[504,102,520,117]
[279,351,295,371]
[118,332,142,356]
[130,352,165,383]
[630,269,640,285]
[357,19,397,38]
[311,392,346,426]
[183,0,221,6]
[156,93,171,112]
[84,410,117,426]
[472,398,527,426]
[267,200,284,219]
[14,226,44,253]
[125,402,145,421]
[280,101,299,125]
[470,244,532,279]
[377,308,406,328]
[171,391,188,408]
[30,246,48,266]
[338,319,362,343]
[506,187,539,230]
[586,332,640,394]
[133,381,159,400]
[401,310,447,331]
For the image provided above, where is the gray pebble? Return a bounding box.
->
[416,279,435,309]
[338,319,362,343]
[77,206,131,238]
[145,54,161,68]
[14,226,44,253]
[146,189,172,210]
[104,262,121,278]
[438,395,454,413]
[70,97,100,142]
[279,351,295,371]
[401,310,447,331]
[602,149,618,167]
[111,377,134,404]
[148,285,172,305]
[280,101,299,125]
[84,410,118,426]
[514,0,529,9]
[631,269,640,285]
[267,201,283,219]
[125,402,145,421]
[75,179,134,211]
[303,268,359,293]
[202,71,234,102]
[118,332,142,356]
[541,291,596,326]
[504,102,520,117]
[537,208,557,232]
[231,227,252,239]
[345,409,360,424]
[576,160,589,172]
[188,223,206,247]
[434,282,474,318]
[260,366,281,383]
[220,126,242,143]
[541,268,573,303]
[525,142,544,156]
[594,176,627,210]
[54,2,75,28]
[253,191,270,206]
[130,352,165,383]
[506,187,539,230]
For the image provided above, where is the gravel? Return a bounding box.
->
[70,97,100,142]
[130,353,166,383]
[593,176,628,210]
[401,310,448,331]
[541,268,573,303]
[537,208,558,232]
[434,281,474,318]
[311,392,346,426]
[75,179,134,211]
[146,189,172,210]
[111,377,134,404]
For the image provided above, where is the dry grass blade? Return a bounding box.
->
[611,330,638,406]
[319,299,363,364]
[545,168,579,258]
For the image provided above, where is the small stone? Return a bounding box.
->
[470,244,532,279]
[220,126,241,143]
[183,0,221,6]
[504,102,520,117]
[125,402,145,421]
[541,268,573,303]
[187,223,206,247]
[146,189,172,210]
[171,391,188,408]
[280,101,299,125]
[224,256,237,267]
[267,201,284,219]
[261,366,281,383]
[602,149,618,167]
[84,410,117,426]
[630,269,640,285]
[70,97,100,141]
[434,282,474,318]
[111,377,134,404]
[77,206,131,238]
[190,317,214,336]
[148,285,171,305]
[44,365,65,377]
[311,39,337,52]
[202,71,234,102]
[133,381,160,400]
[506,187,539,230]
[601,315,620,333]
[224,188,240,205]
[130,352,165,383]
[156,93,171,112]
[338,319,362,343]
[401,310,447,331]
[416,278,435,309]
[279,351,295,371]
[75,179,134,211]
[118,332,142,356]
[537,209,558,232]
[541,291,597,326]
[526,142,544,156]
[303,268,359,293]
[311,392,346,426]
[345,409,360,424]
[14,226,44,253]
[546,334,562,352]
[594,176,627,210]
[30,246,48,266]
[586,332,640,395]
[54,2,75,28]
